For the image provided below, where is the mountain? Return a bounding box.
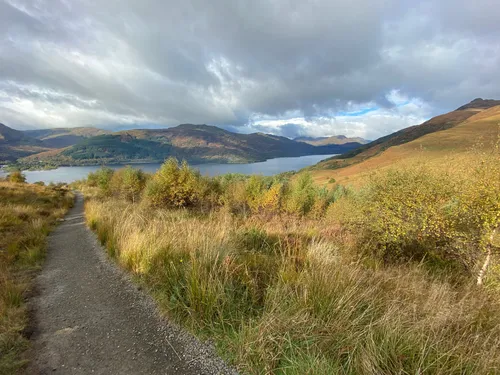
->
[19,124,363,167]
[295,135,369,146]
[456,98,500,110]
[24,127,110,148]
[310,98,500,185]
[0,123,51,163]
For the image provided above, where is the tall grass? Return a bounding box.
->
[81,152,500,373]
[0,180,73,373]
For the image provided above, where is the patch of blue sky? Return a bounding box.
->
[336,106,379,117]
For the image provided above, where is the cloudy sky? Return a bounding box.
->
[1,0,499,140]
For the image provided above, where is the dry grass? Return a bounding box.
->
[78,136,500,374]
[85,191,500,374]
[0,180,73,374]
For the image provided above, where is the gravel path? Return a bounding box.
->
[26,194,236,375]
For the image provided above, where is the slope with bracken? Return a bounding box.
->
[310,98,500,185]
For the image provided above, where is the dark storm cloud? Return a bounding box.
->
[1,0,499,138]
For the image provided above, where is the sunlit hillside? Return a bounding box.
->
[311,102,500,186]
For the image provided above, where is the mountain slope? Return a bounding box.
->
[295,135,369,146]
[312,98,500,173]
[20,124,363,167]
[24,127,110,148]
[310,99,500,185]
[0,124,51,162]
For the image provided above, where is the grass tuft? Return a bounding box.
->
[0,181,73,373]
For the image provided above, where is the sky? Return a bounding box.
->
[1,0,499,140]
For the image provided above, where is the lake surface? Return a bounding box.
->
[0,154,335,184]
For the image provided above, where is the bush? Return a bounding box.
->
[330,167,459,263]
[110,166,147,202]
[284,173,316,216]
[87,167,114,196]
[143,158,205,208]
[329,160,500,276]
[7,171,26,184]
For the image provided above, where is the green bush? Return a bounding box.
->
[329,161,500,276]
[284,173,316,216]
[330,167,458,262]
[87,167,114,196]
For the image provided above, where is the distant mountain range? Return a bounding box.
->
[295,135,370,146]
[310,98,500,184]
[24,127,110,148]
[0,123,366,168]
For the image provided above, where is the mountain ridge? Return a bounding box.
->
[24,127,111,148]
[13,123,365,168]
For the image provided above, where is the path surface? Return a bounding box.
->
[26,194,235,375]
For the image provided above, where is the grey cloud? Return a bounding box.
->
[0,0,499,136]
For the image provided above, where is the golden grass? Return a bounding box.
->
[85,190,500,374]
[0,181,73,373]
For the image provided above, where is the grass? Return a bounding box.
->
[0,180,73,374]
[76,102,500,374]
[83,152,500,374]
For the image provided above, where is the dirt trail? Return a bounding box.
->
[26,194,235,375]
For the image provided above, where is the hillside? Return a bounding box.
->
[0,124,51,163]
[20,124,362,167]
[295,135,369,146]
[310,99,500,185]
[24,127,110,148]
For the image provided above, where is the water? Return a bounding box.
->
[0,154,335,184]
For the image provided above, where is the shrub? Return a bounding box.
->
[110,166,147,202]
[7,171,26,184]
[259,182,284,213]
[328,159,500,278]
[284,173,316,216]
[87,167,114,196]
[245,176,267,212]
[329,167,459,263]
[143,158,204,208]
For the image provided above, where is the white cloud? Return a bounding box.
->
[248,93,431,139]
